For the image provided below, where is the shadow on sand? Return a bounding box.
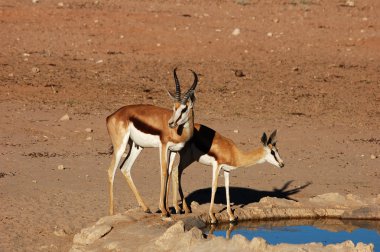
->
[184,180,312,208]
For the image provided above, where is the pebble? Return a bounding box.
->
[96,59,103,64]
[190,201,200,210]
[32,180,37,183]
[370,154,377,160]
[161,217,174,222]
[53,229,67,237]
[57,165,65,170]
[267,32,273,37]
[232,28,240,36]
[32,0,39,3]
[234,70,245,77]
[59,114,70,121]
[57,2,64,8]
[31,67,40,74]
[233,129,239,133]
[345,0,355,7]
[85,128,93,133]
[86,136,93,141]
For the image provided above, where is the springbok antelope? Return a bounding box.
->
[170,124,284,223]
[106,68,199,217]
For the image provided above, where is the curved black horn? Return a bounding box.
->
[173,68,181,101]
[181,69,198,104]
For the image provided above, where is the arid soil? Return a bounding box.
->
[0,0,379,251]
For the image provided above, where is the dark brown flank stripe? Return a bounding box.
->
[131,116,162,136]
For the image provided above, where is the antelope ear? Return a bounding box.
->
[261,132,268,146]
[190,92,196,103]
[166,89,177,101]
[187,95,194,108]
[268,129,277,145]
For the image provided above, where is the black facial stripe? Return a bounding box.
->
[271,150,279,162]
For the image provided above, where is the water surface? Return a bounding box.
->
[207,219,380,251]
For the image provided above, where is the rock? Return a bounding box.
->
[54,228,67,237]
[32,0,39,3]
[233,129,239,133]
[57,165,65,170]
[235,0,250,5]
[267,32,273,37]
[309,193,346,205]
[31,67,40,73]
[73,224,112,245]
[232,28,240,36]
[70,193,380,251]
[191,201,200,210]
[292,66,299,72]
[345,0,355,7]
[86,136,92,141]
[96,213,135,226]
[59,114,70,121]
[32,180,37,183]
[84,128,93,133]
[155,221,185,248]
[370,154,376,159]
[234,70,245,77]
[95,60,103,64]
[57,2,64,8]
[250,237,269,250]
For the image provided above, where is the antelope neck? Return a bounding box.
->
[235,146,266,168]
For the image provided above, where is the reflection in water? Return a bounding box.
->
[206,219,380,252]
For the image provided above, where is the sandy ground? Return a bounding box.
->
[0,0,379,251]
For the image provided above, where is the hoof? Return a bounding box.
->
[184,209,191,214]
[144,208,151,214]
[229,217,238,224]
[161,212,170,218]
[174,208,182,215]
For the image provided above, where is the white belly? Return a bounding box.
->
[129,123,161,148]
[222,165,237,172]
[198,154,215,166]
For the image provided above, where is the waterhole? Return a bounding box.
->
[206,219,380,251]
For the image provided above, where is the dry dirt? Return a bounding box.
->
[0,0,379,251]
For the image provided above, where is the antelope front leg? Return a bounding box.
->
[209,163,221,224]
[224,170,237,222]
[159,145,170,217]
[178,163,191,214]
[171,164,181,214]
[166,151,176,213]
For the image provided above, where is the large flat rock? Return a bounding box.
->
[71,193,379,251]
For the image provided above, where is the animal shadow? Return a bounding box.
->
[185,180,312,207]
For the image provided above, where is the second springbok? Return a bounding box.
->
[170,124,284,223]
[106,68,199,216]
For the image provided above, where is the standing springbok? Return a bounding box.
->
[106,68,199,217]
[170,124,284,223]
